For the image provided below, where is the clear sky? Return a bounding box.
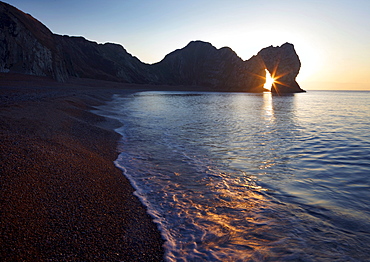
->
[4,0,370,90]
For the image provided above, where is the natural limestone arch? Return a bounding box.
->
[256,43,305,93]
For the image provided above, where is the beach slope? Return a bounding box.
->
[0,74,164,261]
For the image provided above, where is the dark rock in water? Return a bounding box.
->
[0,1,305,93]
[257,43,305,93]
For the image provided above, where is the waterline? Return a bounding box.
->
[96,91,370,261]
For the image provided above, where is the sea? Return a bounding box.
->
[96,90,370,262]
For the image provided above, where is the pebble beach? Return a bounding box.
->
[0,73,164,261]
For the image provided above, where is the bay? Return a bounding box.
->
[97,90,370,261]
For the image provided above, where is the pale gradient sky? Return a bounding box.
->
[4,0,370,90]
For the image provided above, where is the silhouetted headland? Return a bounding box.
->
[0,1,305,93]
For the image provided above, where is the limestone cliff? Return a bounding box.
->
[54,35,155,83]
[151,41,266,92]
[0,1,305,93]
[257,43,304,93]
[0,1,68,81]
[150,41,304,93]
[0,2,155,84]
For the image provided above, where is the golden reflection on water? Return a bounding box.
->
[263,92,274,121]
[178,174,278,260]
[175,93,284,259]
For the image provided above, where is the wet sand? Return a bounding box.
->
[0,74,165,261]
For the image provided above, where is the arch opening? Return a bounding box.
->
[263,69,275,92]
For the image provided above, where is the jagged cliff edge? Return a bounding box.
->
[0,1,305,93]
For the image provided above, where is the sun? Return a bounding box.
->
[263,69,275,91]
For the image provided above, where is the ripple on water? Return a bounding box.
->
[95,91,370,261]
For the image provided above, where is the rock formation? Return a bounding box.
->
[53,35,155,83]
[0,1,305,93]
[150,41,266,92]
[0,1,68,81]
[257,43,304,93]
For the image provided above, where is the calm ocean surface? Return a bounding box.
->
[97,91,370,261]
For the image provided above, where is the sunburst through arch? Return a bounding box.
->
[263,69,275,91]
